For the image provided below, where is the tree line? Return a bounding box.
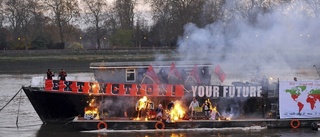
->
[0,0,319,50]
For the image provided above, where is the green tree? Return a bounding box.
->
[67,41,83,50]
[109,29,133,48]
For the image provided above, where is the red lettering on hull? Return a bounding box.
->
[44,80,184,97]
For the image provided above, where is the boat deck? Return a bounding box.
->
[71,116,320,130]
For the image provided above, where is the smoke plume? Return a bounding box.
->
[177,1,320,85]
[176,1,320,118]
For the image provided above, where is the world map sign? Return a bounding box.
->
[279,81,320,119]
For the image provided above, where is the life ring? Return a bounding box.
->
[290,119,300,129]
[97,121,107,130]
[155,121,165,129]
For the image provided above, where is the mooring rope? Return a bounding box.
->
[0,88,22,112]
[16,89,23,128]
[64,116,77,127]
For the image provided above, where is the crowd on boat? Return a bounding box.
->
[46,68,67,80]
[134,96,222,122]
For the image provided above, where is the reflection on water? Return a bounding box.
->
[36,123,265,137]
[32,123,320,137]
[0,74,320,137]
[2,124,320,137]
[32,124,320,137]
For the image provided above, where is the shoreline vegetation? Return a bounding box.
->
[0,48,178,74]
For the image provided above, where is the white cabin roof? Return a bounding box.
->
[90,61,214,69]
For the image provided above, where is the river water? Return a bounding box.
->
[0,73,319,137]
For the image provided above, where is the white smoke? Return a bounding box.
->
[176,1,320,118]
[100,97,137,117]
[177,1,320,85]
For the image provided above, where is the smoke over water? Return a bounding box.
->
[175,1,320,118]
[97,1,320,119]
[177,1,320,85]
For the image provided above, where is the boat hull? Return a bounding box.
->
[22,86,89,124]
[22,85,269,124]
[22,86,175,124]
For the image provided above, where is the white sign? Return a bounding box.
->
[279,81,320,119]
[191,85,262,98]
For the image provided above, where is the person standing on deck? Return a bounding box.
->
[155,104,163,120]
[167,101,174,111]
[135,96,147,118]
[135,99,142,118]
[46,69,54,80]
[202,100,210,119]
[58,69,67,81]
[189,97,199,120]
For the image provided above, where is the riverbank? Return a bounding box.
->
[0,49,178,74]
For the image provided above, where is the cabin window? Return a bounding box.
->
[126,69,135,82]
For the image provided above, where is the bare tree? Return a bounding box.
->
[114,0,136,30]
[0,0,5,28]
[4,0,26,35]
[106,0,136,47]
[133,15,150,48]
[305,0,320,17]
[231,0,262,23]
[148,0,205,47]
[225,0,282,25]
[44,0,80,48]
[23,0,49,49]
[201,0,225,26]
[148,0,173,47]
[0,0,8,50]
[82,0,109,49]
[3,0,34,49]
[170,0,206,27]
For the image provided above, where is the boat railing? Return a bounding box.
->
[31,77,45,87]
[30,76,96,87]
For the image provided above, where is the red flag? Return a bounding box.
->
[168,62,182,80]
[190,65,201,84]
[145,65,161,84]
[214,65,226,83]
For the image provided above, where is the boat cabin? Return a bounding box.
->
[85,61,273,120]
[90,61,214,86]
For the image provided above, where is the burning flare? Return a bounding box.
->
[137,96,148,111]
[169,101,186,122]
[134,96,151,121]
[84,98,100,120]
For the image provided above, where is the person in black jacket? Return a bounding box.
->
[46,69,54,80]
[167,101,174,111]
[58,69,67,80]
